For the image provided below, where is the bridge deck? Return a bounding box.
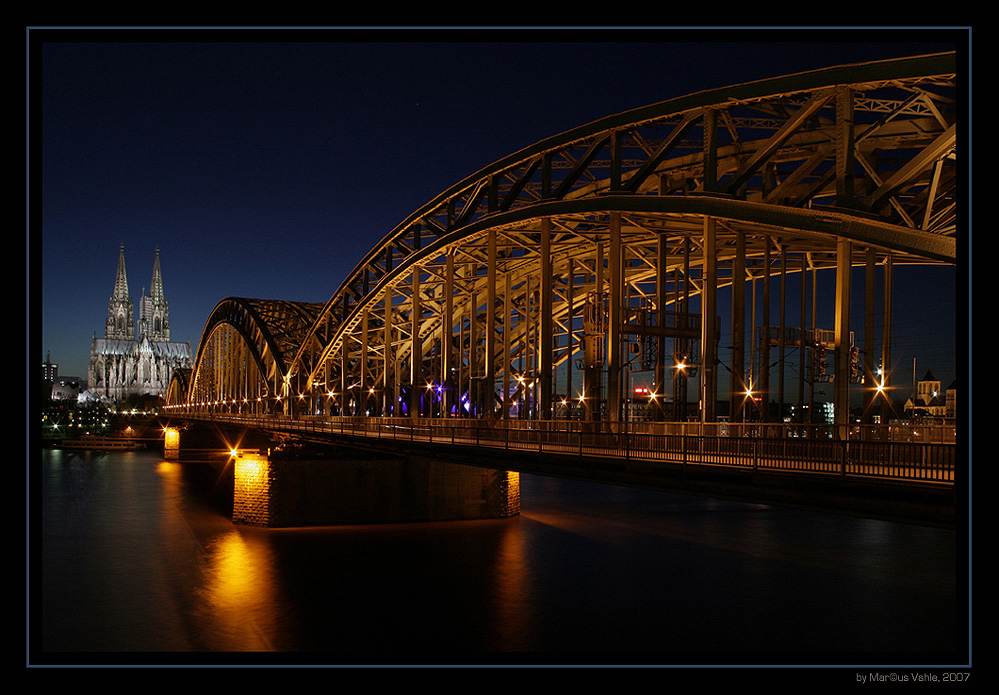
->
[168,414,958,527]
[195,413,956,484]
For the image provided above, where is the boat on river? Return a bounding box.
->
[59,434,145,451]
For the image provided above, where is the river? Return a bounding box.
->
[32,447,965,668]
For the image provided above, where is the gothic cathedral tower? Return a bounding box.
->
[138,248,170,341]
[90,245,192,401]
[105,243,134,340]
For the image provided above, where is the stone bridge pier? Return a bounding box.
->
[165,424,519,527]
[231,449,520,528]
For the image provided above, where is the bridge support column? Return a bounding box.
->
[700,217,718,422]
[834,238,852,437]
[862,247,876,424]
[730,230,746,421]
[231,450,520,528]
[539,218,553,420]
[880,254,893,425]
[485,228,497,417]
[607,213,622,423]
[163,427,180,459]
[582,244,603,421]
[410,266,421,418]
[443,252,454,418]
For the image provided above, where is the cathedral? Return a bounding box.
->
[88,245,193,402]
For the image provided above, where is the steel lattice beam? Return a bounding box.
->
[170,52,958,431]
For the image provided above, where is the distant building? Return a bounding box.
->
[42,351,58,382]
[945,383,958,418]
[43,351,84,401]
[50,378,81,401]
[904,370,956,419]
[88,245,193,402]
[787,401,835,425]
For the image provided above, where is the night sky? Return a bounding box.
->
[32,27,965,397]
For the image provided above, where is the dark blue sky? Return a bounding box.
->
[33,27,964,394]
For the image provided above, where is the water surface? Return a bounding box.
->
[33,448,964,666]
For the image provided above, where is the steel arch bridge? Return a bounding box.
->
[169,53,958,433]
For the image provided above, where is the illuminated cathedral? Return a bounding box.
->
[88,245,193,402]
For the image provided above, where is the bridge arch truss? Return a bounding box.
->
[171,52,958,429]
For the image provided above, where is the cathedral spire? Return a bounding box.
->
[150,247,165,301]
[139,247,170,341]
[105,243,134,340]
[112,243,129,301]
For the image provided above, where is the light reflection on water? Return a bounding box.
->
[35,448,962,664]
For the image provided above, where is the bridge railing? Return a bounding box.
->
[170,405,956,443]
[187,413,957,485]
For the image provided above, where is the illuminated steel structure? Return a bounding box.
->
[173,53,958,432]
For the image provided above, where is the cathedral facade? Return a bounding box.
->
[88,245,193,402]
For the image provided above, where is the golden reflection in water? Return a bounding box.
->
[155,459,184,520]
[490,473,535,650]
[198,529,279,651]
[155,459,181,477]
[157,456,279,651]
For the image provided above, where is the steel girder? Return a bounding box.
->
[185,298,325,409]
[165,367,190,405]
[181,52,958,423]
[282,53,957,413]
